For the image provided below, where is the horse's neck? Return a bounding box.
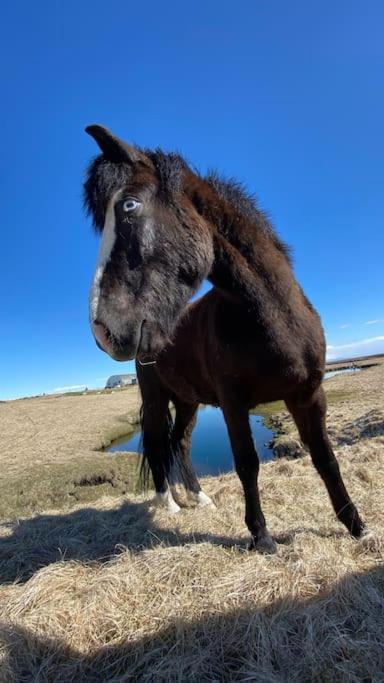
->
[186,174,297,315]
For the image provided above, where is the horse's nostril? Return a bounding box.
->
[92,321,111,351]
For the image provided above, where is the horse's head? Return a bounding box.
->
[84,125,213,361]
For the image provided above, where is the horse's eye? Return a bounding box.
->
[122,198,140,213]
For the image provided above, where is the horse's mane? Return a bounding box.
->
[147,152,292,262]
[84,149,292,263]
[204,172,292,262]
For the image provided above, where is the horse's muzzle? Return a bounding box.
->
[91,321,139,361]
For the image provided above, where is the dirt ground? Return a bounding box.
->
[0,363,383,680]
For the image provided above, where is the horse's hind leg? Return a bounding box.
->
[222,401,276,553]
[171,399,214,507]
[286,387,365,537]
[137,365,180,513]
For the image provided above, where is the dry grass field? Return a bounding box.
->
[0,387,142,519]
[0,363,383,681]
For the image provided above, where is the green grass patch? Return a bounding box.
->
[251,388,355,419]
[324,388,355,404]
[250,401,285,427]
[0,452,149,522]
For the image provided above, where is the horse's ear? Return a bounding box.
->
[85,124,148,164]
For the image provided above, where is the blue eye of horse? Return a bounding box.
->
[123,198,140,213]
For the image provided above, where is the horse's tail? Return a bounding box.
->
[139,400,198,492]
[139,402,175,490]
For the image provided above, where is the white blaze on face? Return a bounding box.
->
[89,189,123,323]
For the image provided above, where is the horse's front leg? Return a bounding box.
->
[222,403,277,554]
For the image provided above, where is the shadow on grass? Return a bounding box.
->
[0,498,350,585]
[0,500,246,584]
[1,564,383,681]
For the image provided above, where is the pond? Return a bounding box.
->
[107,405,275,476]
[324,367,361,380]
[107,367,361,476]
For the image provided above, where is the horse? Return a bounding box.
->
[83,124,364,553]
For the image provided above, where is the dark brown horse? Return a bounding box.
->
[84,124,364,553]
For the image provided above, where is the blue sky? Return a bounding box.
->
[1,1,383,399]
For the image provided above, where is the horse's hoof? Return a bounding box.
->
[188,490,216,508]
[249,534,278,555]
[154,491,181,514]
[196,491,216,508]
[350,518,365,538]
[168,501,181,514]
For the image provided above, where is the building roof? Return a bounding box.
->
[107,374,136,380]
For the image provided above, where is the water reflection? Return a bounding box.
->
[107,406,275,476]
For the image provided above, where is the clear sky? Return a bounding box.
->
[1,1,383,399]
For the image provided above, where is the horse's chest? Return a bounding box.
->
[156,356,218,406]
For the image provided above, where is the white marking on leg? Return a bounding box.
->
[170,485,183,507]
[89,189,123,323]
[188,490,215,508]
[155,487,181,514]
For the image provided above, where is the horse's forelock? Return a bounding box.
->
[83,155,133,231]
[84,150,188,230]
[145,150,187,198]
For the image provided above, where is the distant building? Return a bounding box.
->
[105,374,137,389]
